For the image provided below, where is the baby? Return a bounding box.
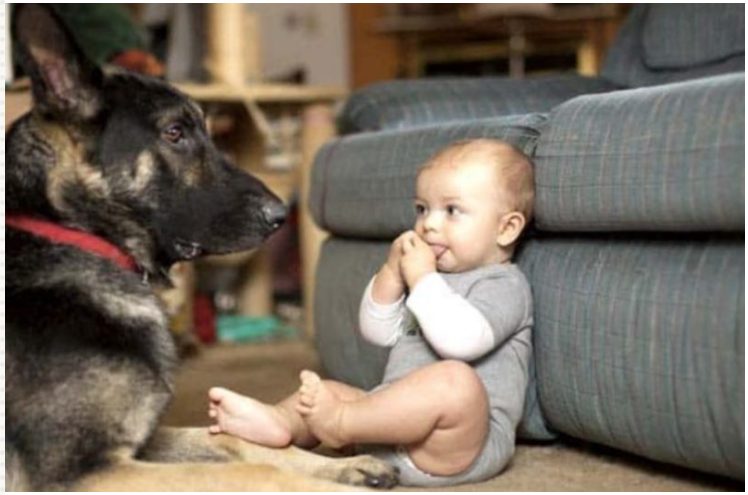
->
[208,138,535,486]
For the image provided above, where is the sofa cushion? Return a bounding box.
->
[534,72,744,233]
[311,113,547,239]
[602,5,745,88]
[642,5,745,69]
[338,75,615,134]
[314,237,557,442]
[518,234,744,479]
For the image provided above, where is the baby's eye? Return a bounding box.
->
[446,205,461,216]
[414,204,426,216]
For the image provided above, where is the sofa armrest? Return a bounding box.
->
[339,74,617,134]
[535,72,744,232]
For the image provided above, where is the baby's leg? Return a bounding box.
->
[274,380,368,448]
[208,387,294,447]
[296,360,489,477]
[209,381,366,448]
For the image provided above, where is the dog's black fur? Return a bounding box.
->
[6,5,396,491]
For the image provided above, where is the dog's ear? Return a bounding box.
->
[12,4,103,120]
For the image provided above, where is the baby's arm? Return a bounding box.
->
[406,274,496,361]
[358,232,413,346]
[358,277,405,347]
[397,233,495,360]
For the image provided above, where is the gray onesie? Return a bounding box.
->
[359,263,533,487]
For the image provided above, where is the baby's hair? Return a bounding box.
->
[420,139,535,221]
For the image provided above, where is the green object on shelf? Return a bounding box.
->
[216,315,298,343]
[53,5,146,64]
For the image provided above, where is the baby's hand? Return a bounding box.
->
[371,231,412,304]
[400,232,436,289]
[384,232,410,277]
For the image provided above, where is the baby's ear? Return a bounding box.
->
[496,212,526,248]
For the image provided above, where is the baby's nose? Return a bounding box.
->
[423,213,440,230]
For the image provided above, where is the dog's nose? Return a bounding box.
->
[262,202,287,229]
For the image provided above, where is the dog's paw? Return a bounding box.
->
[333,455,399,489]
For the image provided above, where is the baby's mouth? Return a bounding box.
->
[429,244,448,259]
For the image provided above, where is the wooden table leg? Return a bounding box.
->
[298,104,335,339]
[235,248,273,316]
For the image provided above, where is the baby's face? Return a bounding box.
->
[414,160,508,272]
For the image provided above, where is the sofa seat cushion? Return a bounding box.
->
[642,5,745,70]
[339,75,616,134]
[518,234,744,479]
[535,72,744,233]
[311,113,546,239]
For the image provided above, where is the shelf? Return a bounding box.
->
[175,82,346,103]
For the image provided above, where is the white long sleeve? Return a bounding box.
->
[358,277,405,347]
[405,273,496,361]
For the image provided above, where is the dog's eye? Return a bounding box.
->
[162,124,184,144]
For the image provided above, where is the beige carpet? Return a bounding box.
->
[162,340,741,491]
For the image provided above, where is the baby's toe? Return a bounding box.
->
[298,390,315,406]
[295,402,312,416]
[208,387,227,403]
[299,370,321,386]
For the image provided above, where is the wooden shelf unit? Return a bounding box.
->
[178,83,344,337]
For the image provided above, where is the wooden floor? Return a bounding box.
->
[163,340,741,492]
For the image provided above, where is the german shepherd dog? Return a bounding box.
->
[6,5,396,491]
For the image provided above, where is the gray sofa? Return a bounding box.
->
[308,4,744,480]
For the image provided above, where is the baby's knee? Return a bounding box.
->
[432,360,481,386]
[430,360,487,407]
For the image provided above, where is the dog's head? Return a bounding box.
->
[9,5,287,276]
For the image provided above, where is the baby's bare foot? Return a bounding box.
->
[295,370,348,449]
[208,387,292,447]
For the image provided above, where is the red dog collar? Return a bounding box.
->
[6,214,138,272]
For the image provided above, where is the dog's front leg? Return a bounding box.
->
[141,427,398,488]
[74,459,355,492]
[138,426,233,463]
